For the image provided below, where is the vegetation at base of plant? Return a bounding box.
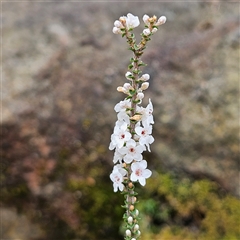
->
[138,171,240,240]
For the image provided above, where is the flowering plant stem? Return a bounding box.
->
[110,13,166,240]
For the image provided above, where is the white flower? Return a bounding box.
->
[125,13,140,30]
[143,14,150,25]
[141,99,154,127]
[143,28,151,36]
[130,160,152,186]
[115,163,127,176]
[117,111,130,124]
[110,166,125,192]
[119,139,144,164]
[110,122,131,149]
[135,124,154,151]
[113,148,124,164]
[114,99,131,112]
[156,16,167,26]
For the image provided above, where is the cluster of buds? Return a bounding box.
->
[110,13,166,240]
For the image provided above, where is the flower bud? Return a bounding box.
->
[141,82,149,90]
[140,73,150,81]
[114,20,123,28]
[131,239,136,240]
[152,28,158,33]
[128,182,134,188]
[113,27,121,34]
[125,71,133,80]
[126,229,131,237]
[128,216,133,224]
[135,209,139,216]
[134,224,139,231]
[117,86,125,92]
[143,28,151,36]
[137,92,144,100]
[130,115,142,121]
[143,14,150,25]
[156,16,167,26]
[123,83,133,90]
[129,205,134,211]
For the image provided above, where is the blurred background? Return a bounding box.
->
[1,1,239,239]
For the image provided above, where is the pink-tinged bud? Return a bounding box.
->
[156,16,167,26]
[113,27,121,34]
[114,20,123,28]
[141,73,150,81]
[143,14,150,25]
[143,28,151,36]
[141,82,149,90]
[123,83,133,91]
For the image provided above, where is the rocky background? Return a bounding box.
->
[1,1,239,240]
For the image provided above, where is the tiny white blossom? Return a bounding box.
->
[130,160,152,186]
[117,111,130,123]
[135,124,154,151]
[119,139,144,163]
[110,122,131,149]
[113,148,124,164]
[126,13,140,29]
[110,166,125,192]
[152,27,158,33]
[141,99,154,127]
[114,99,131,112]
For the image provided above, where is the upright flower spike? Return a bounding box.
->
[110,13,166,239]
